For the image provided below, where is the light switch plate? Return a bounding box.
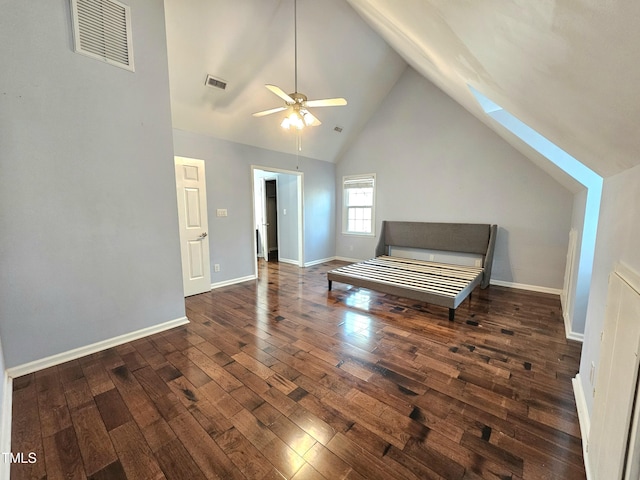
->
[216,209,228,217]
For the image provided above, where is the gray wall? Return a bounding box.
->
[336,68,574,290]
[173,129,336,281]
[0,0,185,367]
[579,162,640,414]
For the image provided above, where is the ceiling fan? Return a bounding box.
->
[252,0,347,130]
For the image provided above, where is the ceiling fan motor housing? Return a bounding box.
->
[289,92,307,104]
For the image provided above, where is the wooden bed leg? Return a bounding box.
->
[328,280,332,291]
[448,309,455,321]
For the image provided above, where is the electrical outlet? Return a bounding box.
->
[214,264,220,272]
[283,208,287,215]
[429,254,435,261]
[475,259,482,267]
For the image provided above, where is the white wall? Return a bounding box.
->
[569,189,589,334]
[336,68,574,290]
[173,129,336,281]
[0,0,185,367]
[579,162,640,414]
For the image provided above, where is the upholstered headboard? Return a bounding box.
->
[374,221,498,288]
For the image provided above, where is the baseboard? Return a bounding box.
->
[211,275,256,290]
[0,372,12,480]
[573,374,593,480]
[304,257,336,267]
[334,256,363,263]
[563,312,585,342]
[6,316,189,379]
[490,279,563,296]
[279,258,301,267]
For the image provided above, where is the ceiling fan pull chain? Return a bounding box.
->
[294,0,298,93]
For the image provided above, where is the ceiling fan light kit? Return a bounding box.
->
[281,108,315,130]
[252,0,347,131]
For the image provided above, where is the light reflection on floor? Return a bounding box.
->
[344,290,372,311]
[343,311,373,339]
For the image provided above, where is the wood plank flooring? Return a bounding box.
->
[10,260,586,479]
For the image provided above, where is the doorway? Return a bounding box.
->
[251,166,304,277]
[265,179,279,261]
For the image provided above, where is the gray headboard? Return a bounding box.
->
[374,221,498,288]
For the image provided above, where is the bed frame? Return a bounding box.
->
[327,221,498,321]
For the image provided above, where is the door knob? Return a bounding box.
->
[198,232,208,238]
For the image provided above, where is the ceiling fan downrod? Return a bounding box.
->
[294,0,298,93]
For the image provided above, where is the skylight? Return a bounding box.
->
[469,85,603,338]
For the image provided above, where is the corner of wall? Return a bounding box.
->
[563,311,585,343]
[0,338,11,480]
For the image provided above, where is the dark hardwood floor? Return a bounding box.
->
[11,259,586,479]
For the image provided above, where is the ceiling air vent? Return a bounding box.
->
[70,0,135,72]
[205,75,227,90]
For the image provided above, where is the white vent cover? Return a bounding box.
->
[70,0,134,72]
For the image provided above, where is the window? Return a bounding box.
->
[343,174,376,235]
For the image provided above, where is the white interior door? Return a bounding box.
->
[175,157,211,296]
[589,264,640,478]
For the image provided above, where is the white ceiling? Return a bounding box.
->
[164,0,406,162]
[165,0,640,180]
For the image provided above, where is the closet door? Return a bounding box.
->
[589,264,640,478]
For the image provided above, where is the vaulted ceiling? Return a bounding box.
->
[164,0,640,180]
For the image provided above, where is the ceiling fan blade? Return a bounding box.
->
[265,84,295,104]
[303,110,322,127]
[305,97,347,108]
[252,106,287,117]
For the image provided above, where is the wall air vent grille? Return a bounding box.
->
[71,0,134,72]
[205,75,227,90]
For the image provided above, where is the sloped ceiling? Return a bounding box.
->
[165,0,640,179]
[347,0,640,179]
[164,0,406,162]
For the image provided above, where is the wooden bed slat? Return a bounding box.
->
[327,255,485,319]
[328,222,496,321]
[331,262,470,296]
[336,264,473,292]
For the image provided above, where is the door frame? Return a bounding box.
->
[251,165,304,277]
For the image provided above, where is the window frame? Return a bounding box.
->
[342,173,376,237]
